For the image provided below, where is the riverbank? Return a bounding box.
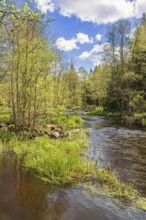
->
[84,107,146,127]
[0,113,146,210]
[84,107,122,118]
[0,130,139,199]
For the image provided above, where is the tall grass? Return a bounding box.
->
[133,112,146,126]
[0,112,10,123]
[41,114,83,130]
[5,132,94,184]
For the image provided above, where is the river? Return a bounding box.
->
[0,115,146,220]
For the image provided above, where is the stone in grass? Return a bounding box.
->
[51,131,60,138]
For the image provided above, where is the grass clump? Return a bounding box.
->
[6,131,94,185]
[0,112,10,123]
[124,112,146,127]
[96,168,135,199]
[0,130,17,143]
[85,106,107,116]
[136,197,146,210]
[0,129,146,210]
[133,112,146,126]
[41,114,83,130]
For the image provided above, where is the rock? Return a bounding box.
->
[65,129,82,137]
[1,127,8,131]
[64,131,71,137]
[44,131,51,137]
[8,124,15,131]
[0,123,6,129]
[51,131,60,138]
[46,124,56,130]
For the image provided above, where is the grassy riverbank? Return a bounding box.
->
[85,107,146,128]
[0,130,146,210]
[0,114,146,210]
[41,114,83,130]
[0,130,132,191]
[84,107,122,118]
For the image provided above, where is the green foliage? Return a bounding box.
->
[41,114,83,130]
[0,129,146,209]
[96,168,135,199]
[133,112,146,126]
[0,130,16,143]
[83,65,111,107]
[85,106,106,116]
[136,197,146,211]
[107,112,122,117]
[0,112,10,123]
[6,132,94,184]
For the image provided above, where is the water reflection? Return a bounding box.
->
[0,156,145,220]
[0,115,146,219]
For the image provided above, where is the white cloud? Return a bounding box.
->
[76,33,93,44]
[79,42,131,66]
[58,0,135,24]
[79,51,90,60]
[55,33,93,51]
[96,34,102,41]
[56,37,79,51]
[35,0,55,13]
[79,44,106,65]
[34,0,146,24]
[135,0,146,18]
[34,0,146,23]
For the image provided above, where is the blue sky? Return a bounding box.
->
[33,0,145,71]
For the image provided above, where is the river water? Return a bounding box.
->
[0,115,146,220]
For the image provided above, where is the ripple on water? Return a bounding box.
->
[85,116,146,197]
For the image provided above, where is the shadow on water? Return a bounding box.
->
[0,114,146,220]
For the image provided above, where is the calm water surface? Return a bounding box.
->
[0,115,146,220]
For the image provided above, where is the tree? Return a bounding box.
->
[104,19,131,112]
[0,2,63,128]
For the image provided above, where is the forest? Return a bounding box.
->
[1,1,146,127]
[0,1,146,219]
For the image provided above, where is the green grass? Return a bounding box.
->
[84,107,122,118]
[96,168,135,199]
[41,114,83,130]
[124,112,146,127]
[84,106,107,116]
[0,129,146,210]
[133,112,146,126]
[0,112,10,123]
[1,130,94,184]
